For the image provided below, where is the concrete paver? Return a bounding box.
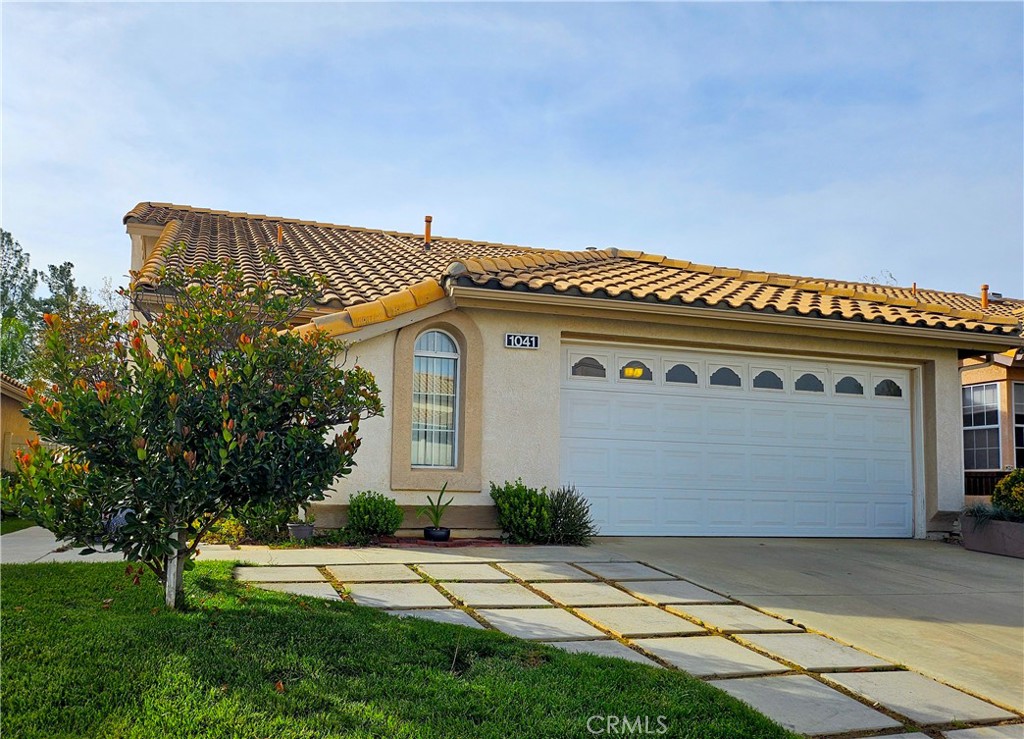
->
[632,636,788,678]
[388,609,483,628]
[417,563,509,581]
[944,727,1024,739]
[715,674,902,735]
[251,582,340,600]
[234,566,325,582]
[735,633,893,671]
[532,582,643,607]
[326,564,420,582]
[669,604,803,633]
[477,608,606,641]
[823,671,1017,725]
[440,581,551,608]
[619,579,730,605]
[347,583,452,609]
[594,537,1024,712]
[575,606,705,637]
[496,562,596,581]
[576,562,675,580]
[545,639,658,665]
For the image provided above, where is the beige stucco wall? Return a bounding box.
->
[321,304,969,537]
[1,393,36,471]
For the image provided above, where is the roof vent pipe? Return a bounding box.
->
[277,225,283,247]
[424,215,432,250]
[980,284,989,310]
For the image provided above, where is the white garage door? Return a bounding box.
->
[560,344,914,537]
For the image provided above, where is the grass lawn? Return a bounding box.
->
[1,562,795,739]
[0,517,35,536]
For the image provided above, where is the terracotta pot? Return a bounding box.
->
[960,516,1024,559]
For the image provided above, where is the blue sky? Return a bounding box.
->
[3,2,1022,297]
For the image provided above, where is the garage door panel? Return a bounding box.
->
[561,347,913,537]
[706,407,747,438]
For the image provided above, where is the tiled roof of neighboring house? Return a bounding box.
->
[125,202,1023,339]
[0,372,31,401]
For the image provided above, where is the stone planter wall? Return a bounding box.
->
[960,516,1024,559]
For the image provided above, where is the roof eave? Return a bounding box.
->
[448,284,1024,353]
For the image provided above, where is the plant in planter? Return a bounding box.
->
[960,468,1024,559]
[287,507,316,541]
[418,483,454,542]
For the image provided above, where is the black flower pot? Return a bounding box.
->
[423,527,451,542]
[287,522,315,541]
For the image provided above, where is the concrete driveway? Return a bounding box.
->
[592,537,1024,713]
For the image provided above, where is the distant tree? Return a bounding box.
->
[0,230,98,382]
[4,248,384,609]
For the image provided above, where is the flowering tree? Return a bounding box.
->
[4,251,383,608]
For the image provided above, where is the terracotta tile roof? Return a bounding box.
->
[1,372,31,401]
[125,202,536,311]
[448,250,1021,335]
[125,202,1022,338]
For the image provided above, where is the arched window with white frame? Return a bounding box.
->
[412,330,459,467]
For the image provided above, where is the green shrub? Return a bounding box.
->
[201,516,247,545]
[547,484,598,546]
[490,479,550,544]
[992,469,1024,518]
[346,491,404,539]
[235,501,292,543]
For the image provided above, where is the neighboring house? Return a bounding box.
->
[960,345,1024,499]
[125,202,1024,539]
[1,373,36,472]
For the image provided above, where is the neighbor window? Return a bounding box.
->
[1014,383,1024,468]
[412,330,459,467]
[962,383,1000,471]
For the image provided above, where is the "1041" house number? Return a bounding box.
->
[504,333,540,349]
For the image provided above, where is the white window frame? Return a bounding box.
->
[962,382,1001,471]
[1014,382,1024,469]
[411,329,460,469]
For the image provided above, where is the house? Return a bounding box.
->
[124,202,1024,539]
[960,344,1024,501]
[1,372,36,472]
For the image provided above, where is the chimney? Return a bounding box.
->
[424,215,432,250]
[980,283,989,310]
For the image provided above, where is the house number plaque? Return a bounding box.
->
[504,333,539,349]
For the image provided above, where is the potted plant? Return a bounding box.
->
[960,469,1024,559]
[418,483,454,542]
[286,506,315,541]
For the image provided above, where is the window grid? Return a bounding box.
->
[962,383,1000,471]
[412,331,459,468]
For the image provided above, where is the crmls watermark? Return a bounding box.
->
[586,715,669,735]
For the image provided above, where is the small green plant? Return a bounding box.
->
[547,484,598,546]
[490,479,550,544]
[418,483,454,529]
[199,515,247,546]
[346,491,403,540]
[962,502,1024,526]
[234,501,292,543]
[992,468,1024,518]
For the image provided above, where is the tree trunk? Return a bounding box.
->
[164,530,187,609]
